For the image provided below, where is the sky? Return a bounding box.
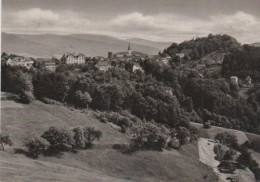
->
[2,0,260,43]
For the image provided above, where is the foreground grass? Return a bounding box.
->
[1,101,218,182]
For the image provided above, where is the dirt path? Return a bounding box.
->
[198,138,256,182]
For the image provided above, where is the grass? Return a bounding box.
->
[0,100,218,182]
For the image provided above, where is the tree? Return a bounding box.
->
[176,127,190,148]
[83,127,102,148]
[236,150,252,169]
[74,90,92,108]
[41,127,74,153]
[203,120,212,129]
[72,127,84,148]
[130,122,169,151]
[24,136,49,158]
[19,91,35,104]
[0,134,13,150]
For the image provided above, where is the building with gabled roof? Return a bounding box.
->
[61,53,85,64]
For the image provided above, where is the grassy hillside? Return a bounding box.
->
[0,100,218,182]
[1,32,162,57]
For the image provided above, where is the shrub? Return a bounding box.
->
[218,160,236,173]
[130,122,170,151]
[0,134,13,150]
[97,112,133,132]
[72,127,85,148]
[41,127,74,154]
[19,91,35,104]
[214,144,225,161]
[203,120,212,129]
[215,132,239,149]
[236,150,252,169]
[24,136,49,158]
[250,139,260,153]
[41,97,63,105]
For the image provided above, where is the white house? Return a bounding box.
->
[61,53,85,64]
[132,63,143,72]
[230,76,238,84]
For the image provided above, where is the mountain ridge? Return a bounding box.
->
[1,32,168,57]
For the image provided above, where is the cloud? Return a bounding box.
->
[3,8,91,32]
[2,8,260,43]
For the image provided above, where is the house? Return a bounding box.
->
[36,58,57,71]
[96,61,112,71]
[6,56,34,69]
[132,63,143,72]
[61,53,85,64]
[245,76,252,85]
[230,76,238,85]
[175,53,185,58]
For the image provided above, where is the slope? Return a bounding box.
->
[1,32,162,57]
[126,38,172,50]
[0,100,218,182]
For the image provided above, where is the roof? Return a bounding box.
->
[63,53,85,58]
[96,61,111,67]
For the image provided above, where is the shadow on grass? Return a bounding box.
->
[14,148,78,159]
[112,144,137,155]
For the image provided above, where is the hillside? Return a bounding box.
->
[126,38,172,50]
[0,99,218,182]
[252,43,260,47]
[1,32,163,57]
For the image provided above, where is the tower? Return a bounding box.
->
[128,43,132,56]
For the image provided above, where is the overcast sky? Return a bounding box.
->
[2,0,260,43]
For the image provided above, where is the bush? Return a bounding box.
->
[97,112,133,133]
[41,127,74,154]
[203,120,212,129]
[250,139,260,153]
[215,132,239,149]
[214,144,225,161]
[19,91,35,104]
[130,122,170,151]
[0,134,13,150]
[218,160,236,173]
[24,136,49,158]
[41,97,63,105]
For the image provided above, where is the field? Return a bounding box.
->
[0,100,218,182]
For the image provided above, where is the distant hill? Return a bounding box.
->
[252,42,260,47]
[126,38,172,50]
[1,32,164,58]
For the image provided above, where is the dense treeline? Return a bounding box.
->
[222,45,260,81]
[164,34,240,60]
[2,34,260,135]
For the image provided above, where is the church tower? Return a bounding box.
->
[128,43,132,56]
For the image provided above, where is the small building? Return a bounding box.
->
[132,63,143,72]
[6,56,34,69]
[175,53,185,58]
[44,60,56,71]
[245,76,252,85]
[230,76,238,85]
[96,61,112,71]
[61,53,85,64]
